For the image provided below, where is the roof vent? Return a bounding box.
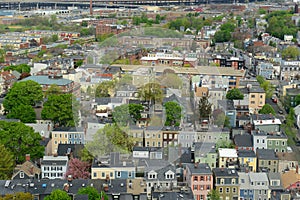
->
[51,183,55,187]
[42,184,47,188]
[120,183,124,187]
[82,183,85,187]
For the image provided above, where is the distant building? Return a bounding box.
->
[41,156,68,179]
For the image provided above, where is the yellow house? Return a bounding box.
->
[91,157,136,180]
[238,150,257,172]
[144,126,163,147]
[282,83,298,96]
[240,87,265,114]
[218,148,238,168]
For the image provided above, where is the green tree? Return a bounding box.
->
[44,189,71,200]
[42,94,79,127]
[117,74,133,87]
[44,84,62,97]
[95,81,115,98]
[78,187,100,200]
[1,192,33,200]
[3,80,43,120]
[226,88,244,100]
[259,104,276,115]
[282,46,300,60]
[214,30,231,43]
[261,81,274,98]
[198,96,212,120]
[295,94,300,106]
[4,64,31,73]
[164,101,182,126]
[0,48,5,63]
[208,189,221,200]
[51,34,59,42]
[138,82,163,103]
[86,124,135,157]
[0,144,15,179]
[160,73,183,89]
[79,147,94,163]
[0,121,44,163]
[112,104,144,126]
[7,104,36,123]
[256,75,265,85]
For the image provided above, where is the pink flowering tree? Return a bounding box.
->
[66,158,91,179]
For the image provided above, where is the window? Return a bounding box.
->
[251,95,255,98]
[20,172,24,178]
[93,172,97,177]
[164,134,167,139]
[219,188,223,193]
[282,141,285,146]
[226,187,229,193]
[194,176,198,181]
[194,185,198,190]
[128,171,132,177]
[233,187,236,193]
[102,172,105,177]
[220,179,224,184]
[117,171,121,178]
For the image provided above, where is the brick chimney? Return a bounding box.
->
[25,154,30,161]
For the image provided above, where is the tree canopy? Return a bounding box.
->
[259,104,276,115]
[78,187,108,200]
[164,101,182,127]
[42,94,79,127]
[159,73,183,89]
[198,96,212,120]
[112,104,144,126]
[0,144,15,179]
[95,81,115,98]
[86,124,134,158]
[0,121,44,163]
[3,80,43,122]
[138,82,163,103]
[226,88,244,100]
[44,190,71,200]
[282,46,300,60]
[295,94,300,106]
[0,192,33,200]
[208,189,221,200]
[256,76,274,98]
[4,64,31,74]
[44,84,62,97]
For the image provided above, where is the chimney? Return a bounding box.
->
[25,154,30,161]
[90,0,93,15]
[296,165,299,174]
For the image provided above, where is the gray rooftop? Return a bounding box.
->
[186,163,212,175]
[22,75,72,86]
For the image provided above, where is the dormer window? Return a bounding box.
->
[148,171,157,179]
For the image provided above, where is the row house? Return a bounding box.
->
[213,168,240,200]
[208,55,245,70]
[118,36,194,50]
[145,164,177,199]
[239,86,266,114]
[257,149,279,173]
[0,70,19,94]
[91,153,135,180]
[162,126,180,148]
[237,150,257,172]
[140,52,198,67]
[251,114,281,133]
[95,22,128,36]
[192,142,218,169]
[257,62,276,80]
[280,60,300,81]
[41,156,69,179]
[239,172,270,200]
[285,87,300,108]
[185,163,213,200]
[132,147,163,160]
[51,127,85,155]
[218,148,238,169]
